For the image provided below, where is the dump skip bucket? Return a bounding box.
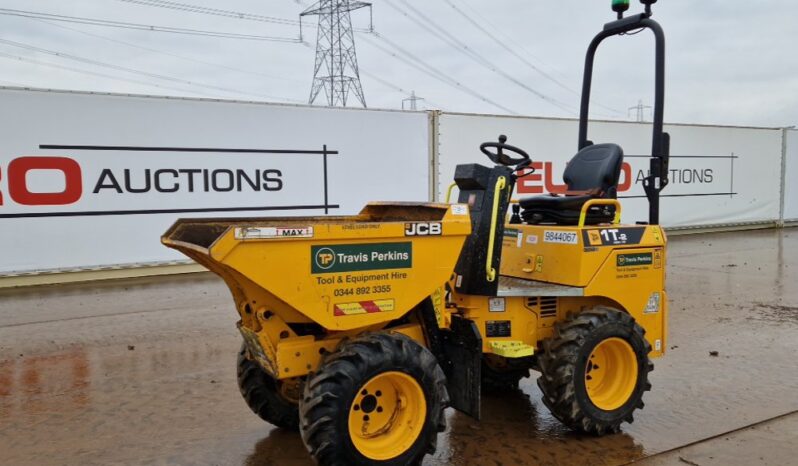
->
[163,202,471,331]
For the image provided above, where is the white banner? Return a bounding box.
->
[0,88,430,274]
[437,113,783,228]
[785,130,798,221]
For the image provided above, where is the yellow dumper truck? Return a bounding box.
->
[163,1,669,464]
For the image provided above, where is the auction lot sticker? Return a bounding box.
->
[544,230,579,245]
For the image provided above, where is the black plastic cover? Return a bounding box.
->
[442,315,482,420]
[453,163,515,296]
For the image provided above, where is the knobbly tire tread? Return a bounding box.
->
[237,344,300,431]
[536,307,653,435]
[299,332,449,466]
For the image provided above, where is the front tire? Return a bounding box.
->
[237,344,300,430]
[300,333,448,466]
[537,307,653,435]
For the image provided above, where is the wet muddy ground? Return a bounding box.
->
[1,228,797,465]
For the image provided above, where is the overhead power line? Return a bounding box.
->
[116,0,302,25]
[31,18,302,84]
[362,34,452,87]
[361,32,517,115]
[359,68,444,109]
[385,0,576,115]
[199,0,500,115]
[452,0,624,116]
[0,8,301,42]
[114,0,372,33]
[484,6,569,66]
[298,41,445,109]
[0,51,214,97]
[441,1,575,96]
[0,38,303,102]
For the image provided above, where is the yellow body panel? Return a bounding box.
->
[500,224,665,286]
[163,202,470,379]
[164,202,470,331]
[453,295,539,354]
[454,222,667,359]
[163,203,668,381]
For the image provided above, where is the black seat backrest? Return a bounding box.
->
[563,143,624,198]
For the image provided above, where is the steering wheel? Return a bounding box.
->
[480,135,532,170]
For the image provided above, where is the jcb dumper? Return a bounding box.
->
[164,2,670,464]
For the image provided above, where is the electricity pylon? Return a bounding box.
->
[300,0,371,107]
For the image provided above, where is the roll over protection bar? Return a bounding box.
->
[578,11,669,225]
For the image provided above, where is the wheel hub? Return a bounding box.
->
[585,337,638,411]
[348,371,426,461]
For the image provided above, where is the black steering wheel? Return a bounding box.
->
[480,135,532,170]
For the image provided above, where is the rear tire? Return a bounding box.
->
[300,333,448,466]
[237,344,300,430]
[536,307,653,435]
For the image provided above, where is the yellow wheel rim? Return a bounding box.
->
[348,371,427,461]
[585,337,638,411]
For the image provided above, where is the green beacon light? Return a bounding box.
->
[612,0,630,19]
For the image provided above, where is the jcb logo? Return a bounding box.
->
[314,247,336,270]
[588,230,602,246]
[405,222,442,236]
[0,156,82,206]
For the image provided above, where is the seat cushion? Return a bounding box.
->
[519,194,616,226]
[519,194,593,211]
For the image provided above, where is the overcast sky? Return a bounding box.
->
[0,0,795,127]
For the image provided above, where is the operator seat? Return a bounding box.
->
[520,143,624,225]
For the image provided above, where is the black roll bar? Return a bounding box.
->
[578,12,669,225]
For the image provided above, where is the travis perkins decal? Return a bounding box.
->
[617,252,653,267]
[312,242,412,274]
